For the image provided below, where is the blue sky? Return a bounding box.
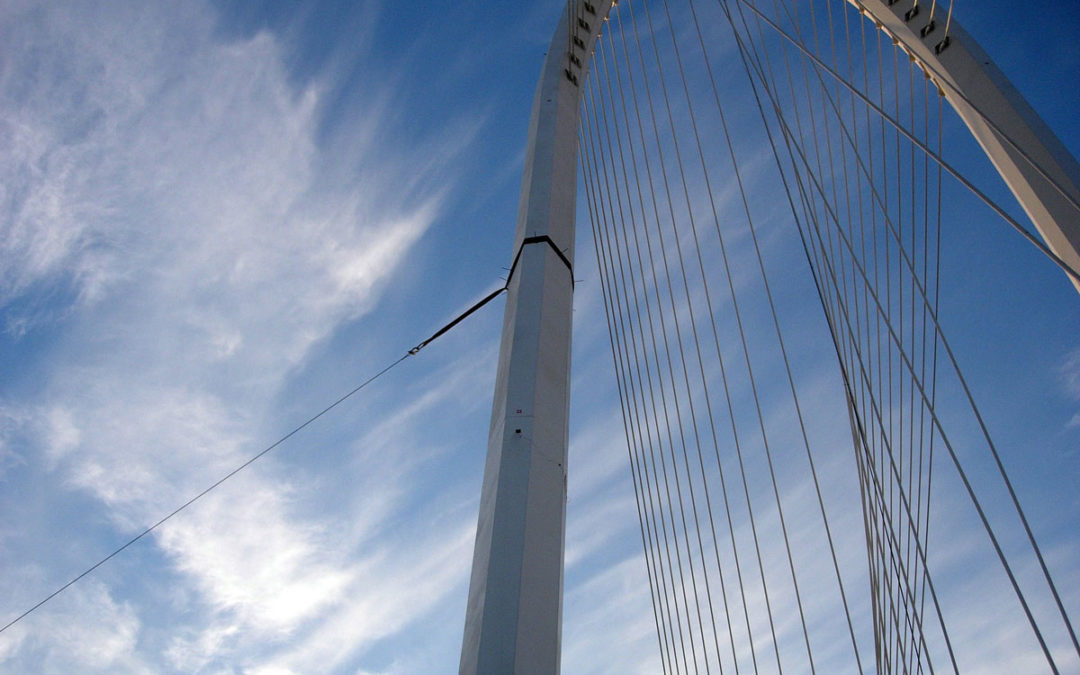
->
[0,1,1077,673]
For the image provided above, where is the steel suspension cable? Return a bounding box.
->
[608,8,765,670]
[692,1,867,669]
[717,0,955,668]
[0,284,509,636]
[734,15,1079,659]
[770,99,1065,670]
[581,86,677,675]
[586,51,692,672]
[733,2,1080,286]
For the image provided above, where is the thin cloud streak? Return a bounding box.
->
[1,0,1076,672]
[0,0,487,669]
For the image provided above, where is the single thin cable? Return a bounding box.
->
[1,286,508,636]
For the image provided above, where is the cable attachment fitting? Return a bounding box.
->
[406,286,509,357]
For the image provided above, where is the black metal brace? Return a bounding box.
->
[505,235,574,288]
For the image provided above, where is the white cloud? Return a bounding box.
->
[256,523,475,673]
[563,555,663,674]
[157,481,354,631]
[0,579,145,673]
[1061,347,1080,429]
[3,1,1073,672]
[0,0,483,669]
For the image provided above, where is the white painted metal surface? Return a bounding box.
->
[458,3,615,674]
[850,0,1080,293]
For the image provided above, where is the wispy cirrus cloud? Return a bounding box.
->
[0,580,146,672]
[1060,347,1080,430]
[0,0,488,670]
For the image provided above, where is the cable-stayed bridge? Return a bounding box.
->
[462,0,1080,673]
[1,2,1077,673]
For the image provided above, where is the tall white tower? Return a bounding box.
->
[457,3,615,674]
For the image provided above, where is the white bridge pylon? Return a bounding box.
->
[459,1,1079,673]
[457,2,617,674]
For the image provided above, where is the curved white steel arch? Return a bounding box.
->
[460,2,1080,673]
[850,0,1080,292]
